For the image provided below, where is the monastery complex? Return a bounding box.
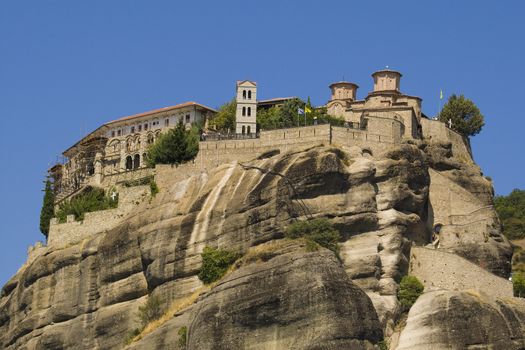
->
[48,69,468,206]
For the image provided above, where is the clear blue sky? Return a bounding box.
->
[1,0,524,286]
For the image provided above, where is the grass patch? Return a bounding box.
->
[285,218,341,254]
[398,275,424,311]
[198,247,241,284]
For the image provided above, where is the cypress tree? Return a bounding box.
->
[39,180,55,238]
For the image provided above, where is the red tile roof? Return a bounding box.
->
[106,101,216,125]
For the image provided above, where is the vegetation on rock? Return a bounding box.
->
[438,94,484,137]
[149,178,159,197]
[285,218,341,253]
[137,295,163,328]
[55,186,118,223]
[398,275,424,310]
[513,272,525,298]
[39,179,55,238]
[146,120,199,167]
[178,326,188,348]
[495,189,525,240]
[198,246,241,284]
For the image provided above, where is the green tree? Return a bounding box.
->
[146,120,199,167]
[398,275,424,310]
[39,179,55,238]
[438,94,485,137]
[494,189,525,240]
[209,99,236,132]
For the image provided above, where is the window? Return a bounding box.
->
[144,123,148,130]
[247,107,251,116]
[185,114,190,123]
[242,107,246,116]
[242,125,245,134]
[133,154,140,169]
[131,126,135,133]
[243,90,246,99]
[138,125,142,132]
[248,90,252,99]
[147,134,154,144]
[117,129,122,136]
[165,118,169,127]
[125,156,133,170]
[111,131,115,137]
[247,125,251,134]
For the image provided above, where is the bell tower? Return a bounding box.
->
[235,80,257,135]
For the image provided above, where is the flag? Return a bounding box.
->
[298,108,305,115]
[305,105,312,114]
[440,89,443,100]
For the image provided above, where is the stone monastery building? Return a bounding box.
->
[50,69,457,204]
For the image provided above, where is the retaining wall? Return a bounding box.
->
[48,185,150,247]
[410,246,513,299]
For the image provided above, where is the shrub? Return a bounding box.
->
[513,272,525,298]
[55,186,118,222]
[398,275,424,310]
[285,218,341,253]
[137,295,163,328]
[198,247,241,284]
[123,328,141,345]
[149,179,159,197]
[178,326,188,348]
[378,340,389,350]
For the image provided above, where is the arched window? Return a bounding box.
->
[242,125,246,134]
[247,126,251,134]
[248,90,252,99]
[147,133,154,144]
[247,107,251,116]
[133,154,140,170]
[242,107,246,116]
[125,156,133,170]
[242,90,246,99]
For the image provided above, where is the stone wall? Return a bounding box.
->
[47,185,150,248]
[409,246,513,299]
[420,118,472,163]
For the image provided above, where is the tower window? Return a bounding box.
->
[247,125,251,134]
[242,90,246,99]
[242,107,246,116]
[242,125,245,134]
[247,107,251,116]
[248,90,252,99]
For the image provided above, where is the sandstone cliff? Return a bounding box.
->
[0,139,520,349]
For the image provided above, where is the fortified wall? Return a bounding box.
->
[47,185,150,248]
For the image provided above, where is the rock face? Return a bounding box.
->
[188,240,382,350]
[396,290,525,350]
[0,142,519,349]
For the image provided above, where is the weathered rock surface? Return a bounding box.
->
[0,143,518,349]
[128,240,383,350]
[395,290,525,350]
